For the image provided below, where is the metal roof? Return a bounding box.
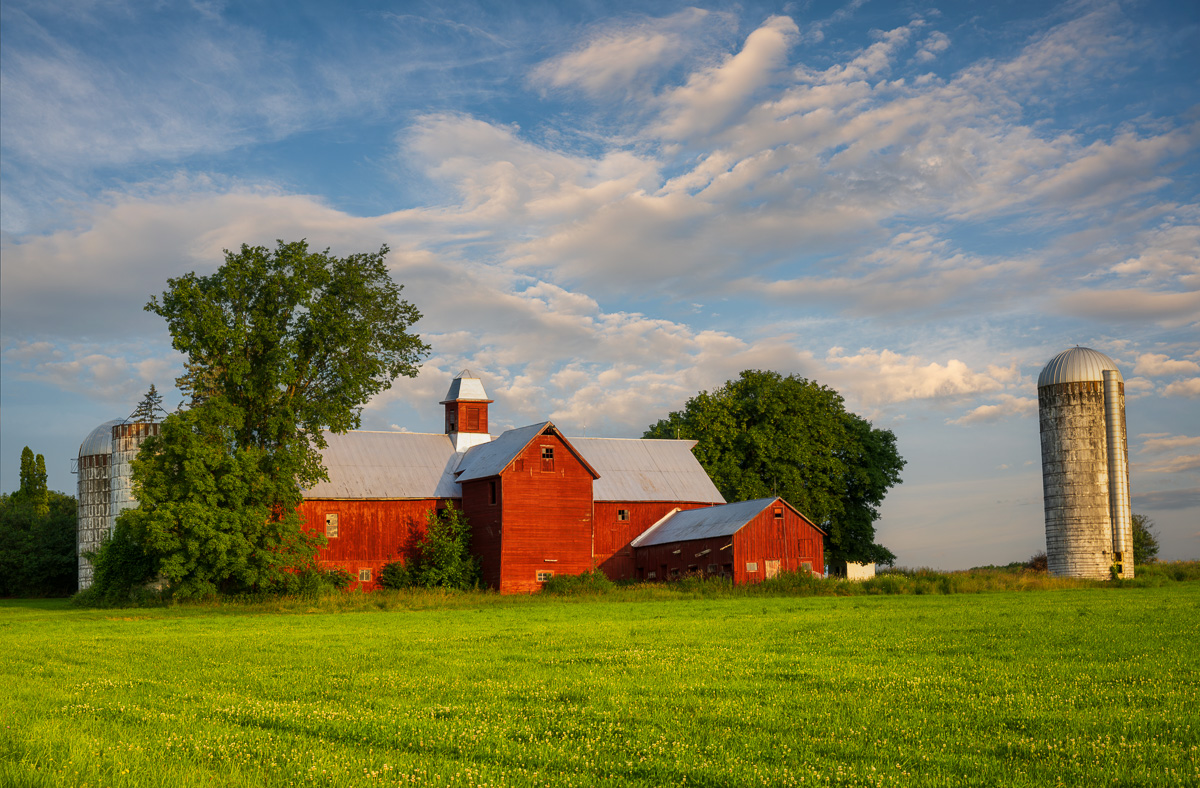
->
[1038,347,1123,387]
[441,370,491,403]
[304,431,464,499]
[79,419,125,458]
[631,497,778,547]
[455,422,604,482]
[569,437,725,503]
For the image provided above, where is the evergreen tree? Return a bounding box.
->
[131,384,165,422]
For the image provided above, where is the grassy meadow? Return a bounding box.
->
[2,573,1198,787]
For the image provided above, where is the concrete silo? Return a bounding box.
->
[74,418,161,590]
[76,419,123,590]
[1037,347,1133,579]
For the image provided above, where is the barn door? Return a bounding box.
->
[765,560,781,579]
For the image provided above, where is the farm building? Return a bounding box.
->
[299,371,826,592]
[629,497,825,584]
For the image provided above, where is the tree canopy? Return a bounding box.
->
[645,370,904,565]
[1132,513,1159,565]
[107,240,429,599]
[1,446,76,597]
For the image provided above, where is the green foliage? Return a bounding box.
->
[14,446,49,518]
[378,560,413,590]
[74,517,159,606]
[121,240,428,599]
[0,489,77,597]
[540,570,617,595]
[117,399,323,600]
[147,239,429,490]
[380,505,480,590]
[130,383,165,422]
[645,370,904,565]
[1132,513,1159,565]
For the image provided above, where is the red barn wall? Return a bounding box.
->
[632,502,825,585]
[490,433,594,594]
[593,501,715,581]
[461,478,503,590]
[730,505,824,584]
[301,499,440,591]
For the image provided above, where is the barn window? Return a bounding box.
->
[801,561,813,573]
[670,568,680,578]
[489,480,497,506]
[647,571,657,580]
[541,446,554,471]
[617,509,630,522]
[536,570,554,582]
[746,562,759,572]
[707,564,720,574]
[466,407,480,431]
[447,411,457,432]
[325,513,339,538]
[359,568,371,582]
[774,507,784,520]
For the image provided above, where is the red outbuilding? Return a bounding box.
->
[630,497,826,584]
[301,371,821,592]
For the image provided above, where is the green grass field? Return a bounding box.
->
[2,583,1198,787]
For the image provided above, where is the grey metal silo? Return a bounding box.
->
[1037,347,1134,579]
[75,419,123,590]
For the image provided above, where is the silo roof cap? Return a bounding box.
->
[440,370,491,403]
[1038,347,1123,387]
[78,418,125,458]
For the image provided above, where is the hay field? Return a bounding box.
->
[2,586,1197,787]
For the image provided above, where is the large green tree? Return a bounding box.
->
[111,240,429,598]
[645,370,904,565]
[1131,513,1159,565]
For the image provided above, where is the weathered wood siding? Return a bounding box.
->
[593,501,715,581]
[461,478,503,590]
[491,432,594,594]
[730,505,824,584]
[301,499,439,591]
[632,501,824,585]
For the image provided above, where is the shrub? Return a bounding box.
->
[1026,551,1048,572]
[541,570,617,595]
[378,561,413,590]
[74,517,160,606]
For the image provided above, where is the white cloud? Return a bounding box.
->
[1163,378,1200,398]
[653,15,798,140]
[1054,289,1200,325]
[824,347,1013,407]
[1139,435,1200,454]
[948,395,1038,426]
[1134,353,1200,377]
[1138,454,1200,474]
[529,8,721,98]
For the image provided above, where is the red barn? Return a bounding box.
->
[301,371,822,592]
[630,497,826,584]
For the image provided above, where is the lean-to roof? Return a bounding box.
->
[631,497,810,548]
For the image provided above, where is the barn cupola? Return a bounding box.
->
[441,370,494,452]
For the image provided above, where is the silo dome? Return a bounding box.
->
[1038,347,1122,387]
[78,418,124,458]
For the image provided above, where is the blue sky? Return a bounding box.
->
[2,0,1197,567]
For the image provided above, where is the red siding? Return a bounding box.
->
[632,499,825,585]
[461,479,503,590]
[593,501,715,581]
[300,499,439,591]
[489,432,594,594]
